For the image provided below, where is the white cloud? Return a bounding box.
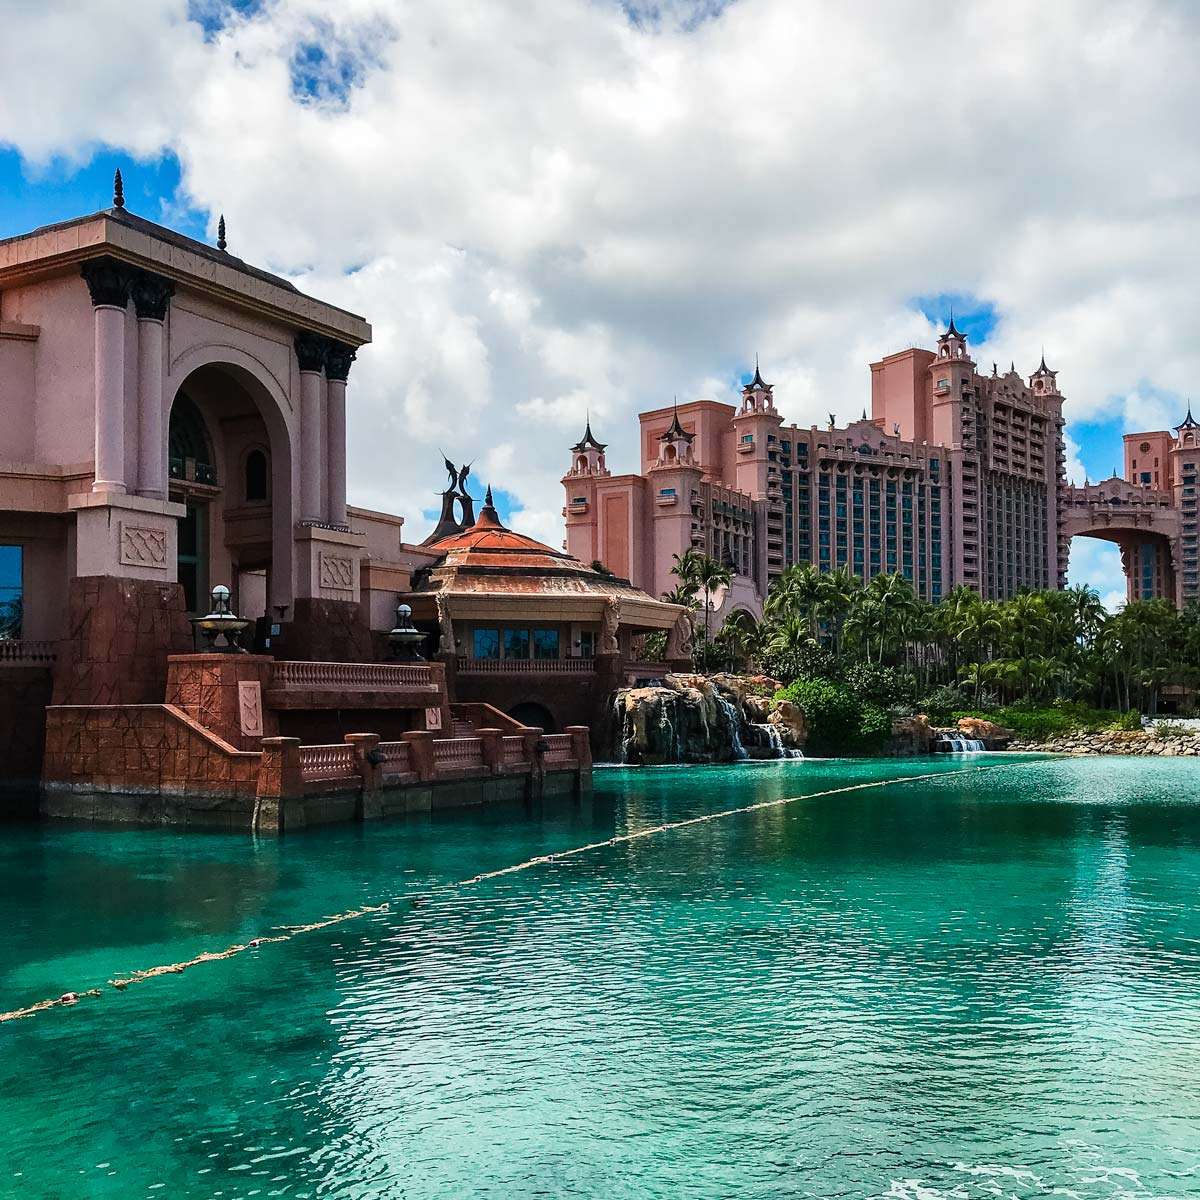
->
[3,0,1199,598]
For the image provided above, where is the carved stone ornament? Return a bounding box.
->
[130,270,175,322]
[599,597,621,654]
[666,611,693,660]
[318,551,355,594]
[119,524,168,569]
[436,594,455,653]
[325,341,357,382]
[238,681,264,737]
[294,331,329,373]
[80,256,136,308]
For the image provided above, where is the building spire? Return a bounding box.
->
[1176,401,1199,431]
[112,168,125,210]
[747,354,769,390]
[946,306,961,338]
[217,214,227,252]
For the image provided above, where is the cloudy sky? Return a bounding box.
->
[3,0,1198,607]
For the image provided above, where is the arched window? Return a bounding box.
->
[245,449,269,502]
[168,395,216,485]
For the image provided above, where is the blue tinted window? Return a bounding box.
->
[473,628,499,659]
[532,629,560,659]
[0,545,22,638]
[504,628,530,659]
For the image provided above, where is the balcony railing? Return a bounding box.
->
[0,639,56,664]
[541,734,576,765]
[272,661,434,690]
[456,657,595,674]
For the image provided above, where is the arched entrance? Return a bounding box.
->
[508,701,557,732]
[167,363,289,621]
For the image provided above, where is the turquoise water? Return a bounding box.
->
[2,755,1200,1198]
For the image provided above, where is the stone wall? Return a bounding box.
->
[273,598,373,662]
[52,576,192,706]
[43,704,261,801]
[1011,729,1200,756]
[164,653,278,751]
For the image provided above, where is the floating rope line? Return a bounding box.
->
[1,764,1000,1025]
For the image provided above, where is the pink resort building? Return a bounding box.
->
[564,323,1199,618]
[0,179,682,829]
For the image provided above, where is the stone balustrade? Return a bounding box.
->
[0,639,57,664]
[273,660,434,690]
[455,657,595,675]
[298,742,358,785]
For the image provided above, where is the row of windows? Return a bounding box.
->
[472,627,562,661]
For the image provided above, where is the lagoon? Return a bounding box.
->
[2,755,1200,1198]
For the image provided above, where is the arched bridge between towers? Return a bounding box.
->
[1062,478,1182,604]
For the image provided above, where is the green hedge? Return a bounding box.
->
[949,702,1141,741]
[776,677,891,756]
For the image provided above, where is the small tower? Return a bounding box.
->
[655,400,696,467]
[739,356,777,416]
[1030,351,1060,397]
[567,416,610,478]
[935,314,971,363]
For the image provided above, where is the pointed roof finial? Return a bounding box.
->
[946,305,961,338]
[1037,346,1052,374]
[861,407,868,421]
[1010,360,1016,374]
[1175,401,1199,431]
[484,484,494,507]
[217,214,227,252]
[571,409,606,452]
[113,168,125,210]
[660,395,694,442]
[747,354,770,390]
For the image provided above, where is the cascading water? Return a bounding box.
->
[714,695,748,761]
[936,733,986,753]
[748,722,804,759]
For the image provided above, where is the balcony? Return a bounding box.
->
[456,656,596,675]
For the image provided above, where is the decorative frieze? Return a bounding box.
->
[319,551,356,594]
[119,523,169,569]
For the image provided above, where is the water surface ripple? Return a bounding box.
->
[2,755,1199,1198]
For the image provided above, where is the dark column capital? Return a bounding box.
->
[130,270,175,322]
[294,331,329,373]
[80,256,135,309]
[325,341,357,382]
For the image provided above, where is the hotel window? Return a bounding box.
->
[244,449,269,502]
[503,628,531,659]
[473,628,500,659]
[0,545,21,639]
[532,629,560,659]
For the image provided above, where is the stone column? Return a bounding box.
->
[295,333,328,523]
[81,257,135,494]
[477,727,503,775]
[325,342,356,529]
[130,271,175,500]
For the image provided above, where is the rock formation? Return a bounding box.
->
[610,672,806,764]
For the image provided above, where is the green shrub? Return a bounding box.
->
[843,663,917,708]
[857,702,893,753]
[777,676,891,755]
[917,685,973,725]
[954,702,1140,740]
[762,642,837,686]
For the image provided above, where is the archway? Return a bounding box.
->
[1062,481,1182,606]
[166,362,291,621]
[508,701,557,732]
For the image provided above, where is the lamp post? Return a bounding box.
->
[389,602,425,661]
[190,585,253,653]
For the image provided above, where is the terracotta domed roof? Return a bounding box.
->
[415,488,673,607]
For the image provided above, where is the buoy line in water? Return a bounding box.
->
[1,764,1002,1024]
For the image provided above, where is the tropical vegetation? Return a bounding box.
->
[678,563,1200,742]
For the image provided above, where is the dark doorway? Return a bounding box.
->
[508,701,557,732]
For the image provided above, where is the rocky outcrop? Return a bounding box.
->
[611,673,805,764]
[956,717,1012,745]
[1011,729,1200,756]
[891,714,936,756]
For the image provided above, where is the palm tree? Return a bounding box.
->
[694,554,732,671]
